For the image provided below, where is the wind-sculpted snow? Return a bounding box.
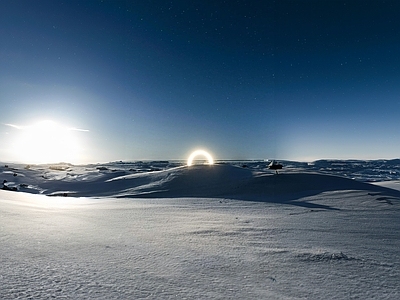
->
[303,159,400,182]
[1,189,400,299]
[1,161,400,299]
[1,162,400,204]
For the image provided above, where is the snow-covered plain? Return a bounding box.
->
[1,160,400,299]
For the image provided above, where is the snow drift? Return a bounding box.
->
[1,161,400,299]
[2,163,399,204]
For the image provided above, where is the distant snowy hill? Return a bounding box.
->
[1,160,400,199]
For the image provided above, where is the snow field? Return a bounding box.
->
[1,161,400,299]
[1,189,400,299]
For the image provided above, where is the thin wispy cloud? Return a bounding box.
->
[68,127,90,132]
[4,123,23,129]
[4,122,89,132]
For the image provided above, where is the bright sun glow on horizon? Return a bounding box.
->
[187,149,214,166]
[9,120,88,164]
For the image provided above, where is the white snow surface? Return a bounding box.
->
[1,161,400,299]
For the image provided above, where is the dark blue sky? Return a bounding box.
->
[1,0,399,163]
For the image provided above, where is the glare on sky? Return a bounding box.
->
[7,120,88,164]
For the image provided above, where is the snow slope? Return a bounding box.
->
[1,161,400,299]
[2,162,399,200]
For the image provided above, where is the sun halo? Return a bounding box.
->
[187,149,214,166]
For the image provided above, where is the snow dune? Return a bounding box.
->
[2,163,399,202]
[1,161,400,299]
